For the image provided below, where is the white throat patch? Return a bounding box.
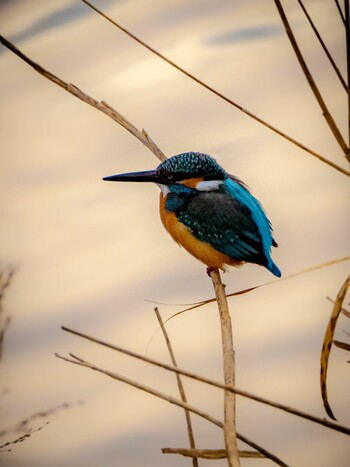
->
[158,184,170,196]
[196,180,223,191]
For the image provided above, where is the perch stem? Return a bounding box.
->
[210,269,240,467]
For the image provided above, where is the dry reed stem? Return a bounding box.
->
[161,447,264,459]
[165,256,350,318]
[60,326,350,436]
[56,352,288,466]
[154,308,198,467]
[0,423,49,452]
[345,0,350,157]
[333,340,350,351]
[326,296,350,319]
[209,269,239,467]
[334,0,346,25]
[1,33,349,175]
[79,0,350,176]
[320,275,350,419]
[297,0,347,91]
[273,0,349,160]
[0,266,16,361]
[0,402,81,438]
[0,36,166,163]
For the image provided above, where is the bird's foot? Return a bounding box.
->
[206,266,216,277]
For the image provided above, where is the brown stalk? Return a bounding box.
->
[326,296,350,319]
[320,275,350,419]
[209,269,239,467]
[345,0,350,159]
[0,36,166,163]
[297,0,347,91]
[273,0,349,160]
[1,33,349,175]
[0,266,16,361]
[161,447,264,459]
[333,340,350,351]
[154,308,198,467]
[60,325,350,436]
[166,256,350,318]
[56,353,288,466]
[334,0,346,25]
[79,0,350,176]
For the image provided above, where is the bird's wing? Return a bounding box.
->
[177,190,268,265]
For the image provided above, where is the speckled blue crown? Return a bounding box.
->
[157,152,227,181]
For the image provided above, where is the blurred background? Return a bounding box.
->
[0,0,349,465]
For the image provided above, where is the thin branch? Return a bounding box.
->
[345,0,350,158]
[209,269,239,467]
[0,35,166,163]
[333,340,350,351]
[273,0,349,160]
[0,402,82,438]
[154,308,198,467]
[334,0,346,25]
[320,275,350,419]
[147,256,350,311]
[1,33,349,176]
[0,265,16,362]
[56,352,289,466]
[326,296,350,319]
[297,0,347,91]
[78,1,350,176]
[165,256,350,319]
[0,423,49,452]
[161,447,264,459]
[0,316,11,362]
[60,326,350,436]
[0,266,16,304]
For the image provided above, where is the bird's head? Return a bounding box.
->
[103,152,228,192]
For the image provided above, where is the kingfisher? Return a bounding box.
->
[103,152,281,277]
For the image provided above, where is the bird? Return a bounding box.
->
[103,152,281,277]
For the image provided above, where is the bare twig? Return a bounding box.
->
[154,308,198,467]
[297,0,347,91]
[56,352,289,466]
[0,423,49,452]
[0,266,16,305]
[164,256,350,319]
[161,447,264,459]
[0,402,83,438]
[209,269,239,467]
[334,0,346,25]
[1,33,349,175]
[0,316,11,362]
[0,266,16,361]
[0,36,166,163]
[78,0,350,176]
[345,0,350,158]
[60,326,350,436]
[273,0,349,159]
[333,340,350,351]
[320,275,350,419]
[326,296,350,319]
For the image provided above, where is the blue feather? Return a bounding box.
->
[224,178,281,277]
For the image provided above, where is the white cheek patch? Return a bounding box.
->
[196,180,223,191]
[158,184,170,196]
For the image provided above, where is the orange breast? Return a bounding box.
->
[159,193,242,270]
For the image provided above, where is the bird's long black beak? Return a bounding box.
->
[103,169,163,184]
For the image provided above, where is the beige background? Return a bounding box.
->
[1,0,349,466]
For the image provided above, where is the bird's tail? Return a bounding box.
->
[267,261,281,278]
